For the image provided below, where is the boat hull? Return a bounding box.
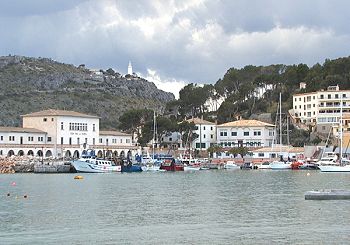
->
[270,162,291,170]
[71,160,121,173]
[121,165,143,172]
[319,165,350,172]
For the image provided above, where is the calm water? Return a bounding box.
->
[1,170,350,244]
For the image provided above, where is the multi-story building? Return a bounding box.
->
[216,119,275,148]
[186,118,217,150]
[292,85,350,134]
[0,109,135,158]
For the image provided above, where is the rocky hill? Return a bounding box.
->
[0,55,174,129]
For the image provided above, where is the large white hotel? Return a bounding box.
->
[292,85,350,134]
[0,109,135,159]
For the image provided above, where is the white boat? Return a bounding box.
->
[257,161,272,169]
[71,150,121,173]
[318,164,350,172]
[316,152,338,166]
[184,164,201,171]
[270,161,292,170]
[141,165,162,172]
[224,161,240,170]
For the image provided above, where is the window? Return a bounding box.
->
[335,94,339,99]
[294,106,297,109]
[99,138,102,143]
[47,137,52,142]
[313,104,315,107]
[169,137,172,141]
[203,134,206,139]
[203,126,206,130]
[258,153,264,157]
[244,132,249,136]
[9,136,15,141]
[320,95,324,99]
[106,139,109,145]
[51,118,54,121]
[211,127,213,130]
[120,139,123,143]
[43,118,47,122]
[254,131,261,136]
[220,131,227,136]
[38,137,43,142]
[343,94,346,98]
[61,122,64,130]
[126,139,130,143]
[231,132,237,136]
[93,138,95,145]
[85,138,88,144]
[61,137,64,144]
[77,138,80,145]
[211,134,213,139]
[328,94,331,99]
[69,137,72,145]
[93,124,96,132]
[0,136,3,141]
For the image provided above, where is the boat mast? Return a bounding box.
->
[153,110,156,161]
[279,92,282,157]
[340,95,343,164]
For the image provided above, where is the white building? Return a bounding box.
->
[0,109,135,159]
[292,85,350,134]
[186,118,217,150]
[127,61,133,75]
[216,119,275,148]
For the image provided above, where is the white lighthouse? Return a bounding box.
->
[127,61,133,75]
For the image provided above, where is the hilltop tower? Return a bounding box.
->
[127,61,133,75]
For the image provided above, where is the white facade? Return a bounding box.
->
[216,120,275,148]
[292,85,350,125]
[0,109,136,158]
[128,61,133,75]
[186,118,217,150]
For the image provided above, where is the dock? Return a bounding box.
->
[305,189,350,200]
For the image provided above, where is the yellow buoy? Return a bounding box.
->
[74,175,84,180]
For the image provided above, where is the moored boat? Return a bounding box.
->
[160,158,184,171]
[224,161,240,170]
[270,161,292,170]
[256,161,271,170]
[71,151,121,173]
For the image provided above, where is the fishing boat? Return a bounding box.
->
[224,161,240,170]
[256,161,272,169]
[160,158,184,171]
[71,150,121,173]
[270,160,291,170]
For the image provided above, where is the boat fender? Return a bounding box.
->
[74,175,84,180]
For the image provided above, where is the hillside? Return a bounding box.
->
[0,55,174,129]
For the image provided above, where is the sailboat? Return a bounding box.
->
[270,93,292,170]
[319,96,350,172]
[142,111,161,172]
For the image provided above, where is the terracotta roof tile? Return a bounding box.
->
[21,109,98,118]
[217,119,275,127]
[0,127,46,134]
[99,130,131,136]
[185,118,216,125]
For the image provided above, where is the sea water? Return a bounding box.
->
[1,170,350,244]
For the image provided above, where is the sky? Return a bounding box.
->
[1,0,350,98]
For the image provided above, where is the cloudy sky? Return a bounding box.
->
[1,0,350,98]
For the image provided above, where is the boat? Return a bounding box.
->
[270,160,291,170]
[70,150,121,173]
[240,162,253,170]
[290,160,304,170]
[160,158,184,171]
[257,161,272,170]
[305,189,350,200]
[224,161,240,170]
[184,164,201,171]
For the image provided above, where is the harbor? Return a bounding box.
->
[1,170,350,244]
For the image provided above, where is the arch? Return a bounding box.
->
[106,150,112,158]
[18,150,25,156]
[27,150,34,156]
[37,150,43,157]
[7,150,15,157]
[113,151,118,158]
[45,150,53,158]
[65,150,72,158]
[127,150,132,159]
[73,150,80,159]
[97,150,103,158]
[120,150,125,159]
